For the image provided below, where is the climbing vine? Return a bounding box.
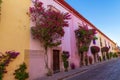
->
[0,51,19,80]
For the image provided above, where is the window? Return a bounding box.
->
[100,37,102,47]
[104,40,107,47]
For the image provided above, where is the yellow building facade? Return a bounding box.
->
[98,32,116,53]
[0,0,30,80]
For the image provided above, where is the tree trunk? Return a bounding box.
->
[80,52,86,66]
[44,46,48,69]
[93,54,96,63]
[80,53,84,66]
[44,46,52,76]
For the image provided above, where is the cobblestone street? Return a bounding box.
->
[65,58,120,80]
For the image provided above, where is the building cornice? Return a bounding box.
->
[54,0,116,45]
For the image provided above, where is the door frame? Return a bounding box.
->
[51,47,62,73]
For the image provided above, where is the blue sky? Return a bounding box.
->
[65,0,120,46]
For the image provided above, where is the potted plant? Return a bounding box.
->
[70,63,75,69]
[62,51,69,71]
[93,36,98,45]
[89,56,93,64]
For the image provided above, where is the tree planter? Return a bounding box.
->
[89,56,93,64]
[70,63,75,69]
[85,55,89,66]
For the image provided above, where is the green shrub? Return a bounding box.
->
[109,52,113,59]
[113,53,118,58]
[79,46,89,53]
[64,61,69,71]
[13,63,29,80]
[106,53,110,60]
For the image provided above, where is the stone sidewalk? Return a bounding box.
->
[37,58,118,80]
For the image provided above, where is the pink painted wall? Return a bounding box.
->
[29,0,115,79]
[29,0,96,79]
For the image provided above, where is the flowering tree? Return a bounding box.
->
[91,46,100,63]
[75,25,96,66]
[29,0,70,72]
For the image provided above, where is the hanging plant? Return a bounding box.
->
[29,0,70,74]
[93,36,98,45]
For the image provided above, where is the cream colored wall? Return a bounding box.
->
[0,0,30,80]
[98,33,116,53]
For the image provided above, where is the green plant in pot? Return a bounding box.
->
[62,51,69,71]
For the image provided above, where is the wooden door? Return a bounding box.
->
[53,50,60,73]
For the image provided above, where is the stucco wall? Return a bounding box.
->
[29,1,118,79]
[0,0,30,80]
[0,0,117,79]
